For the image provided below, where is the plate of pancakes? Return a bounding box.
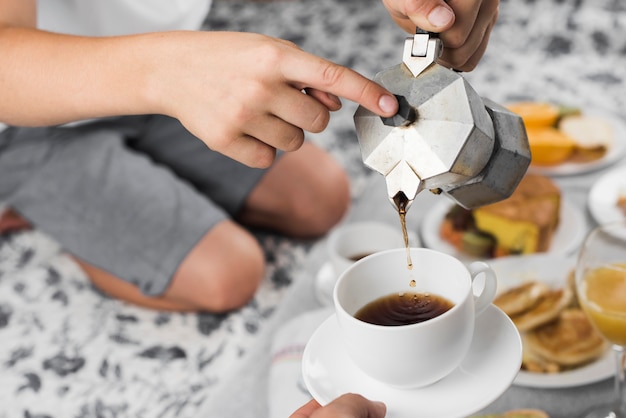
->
[488,253,614,388]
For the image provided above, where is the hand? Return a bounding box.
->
[0,208,31,233]
[381,0,499,71]
[153,31,398,168]
[290,394,386,418]
[4,2,397,170]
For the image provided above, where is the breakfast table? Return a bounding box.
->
[198,0,626,417]
[0,1,621,417]
[199,166,623,418]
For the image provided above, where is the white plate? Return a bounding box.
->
[528,111,626,177]
[420,198,587,262]
[488,253,614,388]
[588,165,626,225]
[314,262,336,306]
[302,306,522,418]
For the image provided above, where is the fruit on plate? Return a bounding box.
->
[559,114,614,163]
[506,101,612,166]
[506,102,562,128]
[525,127,576,166]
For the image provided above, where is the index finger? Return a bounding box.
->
[290,399,322,418]
[282,50,398,118]
[317,394,387,418]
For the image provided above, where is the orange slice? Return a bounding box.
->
[507,102,561,128]
[527,127,577,166]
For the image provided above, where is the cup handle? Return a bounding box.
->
[467,261,497,316]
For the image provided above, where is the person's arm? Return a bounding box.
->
[290,394,386,418]
[0,1,158,127]
[0,0,398,168]
[381,0,499,71]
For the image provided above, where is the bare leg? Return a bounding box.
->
[83,142,349,311]
[76,220,265,312]
[238,142,351,238]
[23,142,350,312]
[0,208,31,233]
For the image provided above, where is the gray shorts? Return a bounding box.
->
[0,115,268,296]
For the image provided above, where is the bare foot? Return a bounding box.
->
[0,208,31,234]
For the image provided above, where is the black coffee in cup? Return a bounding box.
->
[354,292,454,326]
[348,252,374,262]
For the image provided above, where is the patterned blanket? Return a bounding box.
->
[1,0,625,417]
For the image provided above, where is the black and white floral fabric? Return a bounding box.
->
[0,228,309,417]
[1,0,625,417]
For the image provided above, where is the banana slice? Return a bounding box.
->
[559,114,614,150]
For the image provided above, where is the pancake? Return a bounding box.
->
[618,196,626,217]
[520,343,560,374]
[494,281,551,316]
[510,287,574,332]
[524,309,608,367]
[503,410,550,418]
[473,409,550,418]
[496,279,605,374]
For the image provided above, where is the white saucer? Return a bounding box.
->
[588,165,626,226]
[314,262,336,306]
[302,305,522,418]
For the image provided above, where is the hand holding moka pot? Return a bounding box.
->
[354,30,531,211]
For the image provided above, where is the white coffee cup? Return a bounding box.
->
[327,221,415,277]
[316,221,416,305]
[333,247,497,389]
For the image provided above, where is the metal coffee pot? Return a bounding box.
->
[354,30,531,211]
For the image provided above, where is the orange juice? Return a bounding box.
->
[579,263,626,346]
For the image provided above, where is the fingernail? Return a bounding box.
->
[428,6,454,28]
[379,94,398,114]
[328,93,342,107]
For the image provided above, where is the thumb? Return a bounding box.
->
[405,0,455,32]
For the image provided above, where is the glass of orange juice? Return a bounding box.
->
[575,221,626,418]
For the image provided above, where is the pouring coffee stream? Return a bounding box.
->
[393,191,413,270]
[354,29,532,269]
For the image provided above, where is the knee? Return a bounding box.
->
[171,222,266,312]
[204,253,265,312]
[289,157,351,238]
